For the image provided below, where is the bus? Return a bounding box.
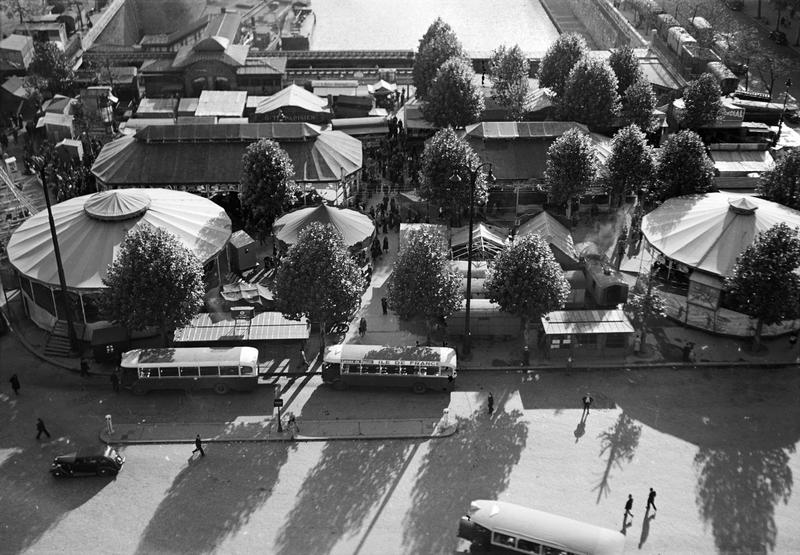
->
[322,344,457,394]
[119,347,260,395]
[458,500,626,555]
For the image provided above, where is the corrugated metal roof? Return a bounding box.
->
[195,90,247,117]
[541,309,634,335]
[464,121,589,139]
[174,312,310,343]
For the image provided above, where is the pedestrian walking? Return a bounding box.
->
[381,297,388,315]
[582,392,593,417]
[488,392,494,416]
[110,372,120,393]
[382,235,389,252]
[80,358,90,378]
[9,373,20,395]
[522,346,530,366]
[359,317,367,337]
[36,418,51,440]
[624,494,634,518]
[646,488,657,512]
[192,434,205,457]
[298,348,310,370]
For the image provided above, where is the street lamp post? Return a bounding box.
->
[32,156,79,353]
[776,78,793,144]
[450,162,495,356]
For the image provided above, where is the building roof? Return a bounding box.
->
[1,75,31,98]
[517,211,579,263]
[396,98,435,130]
[194,90,247,117]
[136,98,178,117]
[236,57,287,75]
[711,149,774,176]
[177,97,199,115]
[541,309,635,335]
[172,42,249,69]
[6,189,231,290]
[197,11,242,51]
[92,123,362,186]
[0,34,32,51]
[173,312,310,343]
[273,204,375,249]
[464,121,589,139]
[331,117,389,136]
[368,79,397,94]
[255,84,329,114]
[450,223,508,260]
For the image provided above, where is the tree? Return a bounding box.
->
[100,226,204,345]
[559,57,621,128]
[609,45,642,96]
[682,73,723,129]
[412,17,466,101]
[418,127,488,224]
[606,125,656,207]
[624,277,666,353]
[652,130,715,202]
[537,33,589,98]
[758,148,800,210]
[26,41,75,97]
[484,234,570,344]
[489,44,530,121]
[240,138,297,241]
[725,223,800,350]
[387,228,461,342]
[273,222,364,352]
[422,57,485,128]
[621,77,657,132]
[543,128,597,213]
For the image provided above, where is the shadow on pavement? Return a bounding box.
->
[135,442,295,554]
[274,440,416,555]
[401,391,529,554]
[593,413,642,504]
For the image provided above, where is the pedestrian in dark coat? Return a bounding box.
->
[359,317,367,337]
[80,358,90,378]
[383,236,389,252]
[36,418,51,440]
[9,373,20,395]
[192,434,205,456]
[488,392,495,416]
[381,297,388,315]
[646,488,657,512]
[110,372,120,393]
[582,392,593,417]
[624,494,634,518]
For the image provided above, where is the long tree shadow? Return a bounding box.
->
[594,413,642,504]
[402,394,528,555]
[135,442,293,554]
[694,445,795,553]
[274,440,414,555]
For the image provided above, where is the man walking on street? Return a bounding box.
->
[359,317,367,337]
[624,494,634,519]
[110,372,120,393]
[582,392,593,418]
[488,392,494,416]
[36,418,51,440]
[193,434,205,457]
[9,373,20,395]
[646,488,657,512]
[381,297,388,315]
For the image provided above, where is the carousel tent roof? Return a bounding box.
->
[641,191,800,277]
[6,189,231,290]
[272,204,375,249]
[450,223,508,260]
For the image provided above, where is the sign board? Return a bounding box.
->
[231,306,255,320]
[273,398,284,408]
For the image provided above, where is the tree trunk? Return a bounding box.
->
[753,318,764,352]
[319,321,327,358]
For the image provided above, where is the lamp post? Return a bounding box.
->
[32,155,79,353]
[449,162,495,356]
[776,78,793,144]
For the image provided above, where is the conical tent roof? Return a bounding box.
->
[450,223,508,260]
[7,189,231,290]
[641,192,800,277]
[272,204,375,250]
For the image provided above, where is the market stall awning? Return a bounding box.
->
[517,211,578,263]
[173,312,310,343]
[711,149,774,175]
[450,223,508,260]
[541,309,634,335]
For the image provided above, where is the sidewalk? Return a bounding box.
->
[99,416,458,445]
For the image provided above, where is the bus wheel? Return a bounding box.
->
[332,380,346,391]
[412,382,426,394]
[131,383,147,396]
[214,383,229,395]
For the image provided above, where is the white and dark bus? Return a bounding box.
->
[458,500,626,555]
[322,344,457,394]
[119,347,260,395]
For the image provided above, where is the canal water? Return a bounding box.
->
[309,0,560,54]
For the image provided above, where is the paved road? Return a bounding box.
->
[2,338,800,554]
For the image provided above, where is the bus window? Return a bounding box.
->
[160,367,179,377]
[385,365,399,375]
[493,532,517,547]
[542,547,572,555]
[517,539,544,553]
[240,365,255,375]
[199,366,219,377]
[179,366,199,377]
[363,363,379,374]
[425,367,438,376]
[220,365,239,376]
[139,368,155,378]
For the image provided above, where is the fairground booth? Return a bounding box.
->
[6,189,232,341]
[641,192,800,337]
[541,309,635,360]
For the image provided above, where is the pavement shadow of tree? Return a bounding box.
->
[135,442,293,554]
[0,443,112,553]
[402,396,528,554]
[274,440,415,555]
[694,445,795,553]
[593,413,642,504]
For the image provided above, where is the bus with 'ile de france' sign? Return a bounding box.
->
[322,344,457,394]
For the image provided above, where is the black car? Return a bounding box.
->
[50,446,125,478]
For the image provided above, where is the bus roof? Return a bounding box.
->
[324,344,457,367]
[120,347,260,367]
[468,500,625,555]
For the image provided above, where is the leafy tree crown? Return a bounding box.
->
[537,33,589,97]
[609,45,643,96]
[489,44,530,121]
[607,124,656,202]
[621,77,657,133]
[653,129,715,202]
[413,18,466,100]
[240,138,297,241]
[560,57,621,128]
[26,41,75,96]
[422,57,485,128]
[757,148,800,210]
[543,128,597,206]
[682,73,723,129]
